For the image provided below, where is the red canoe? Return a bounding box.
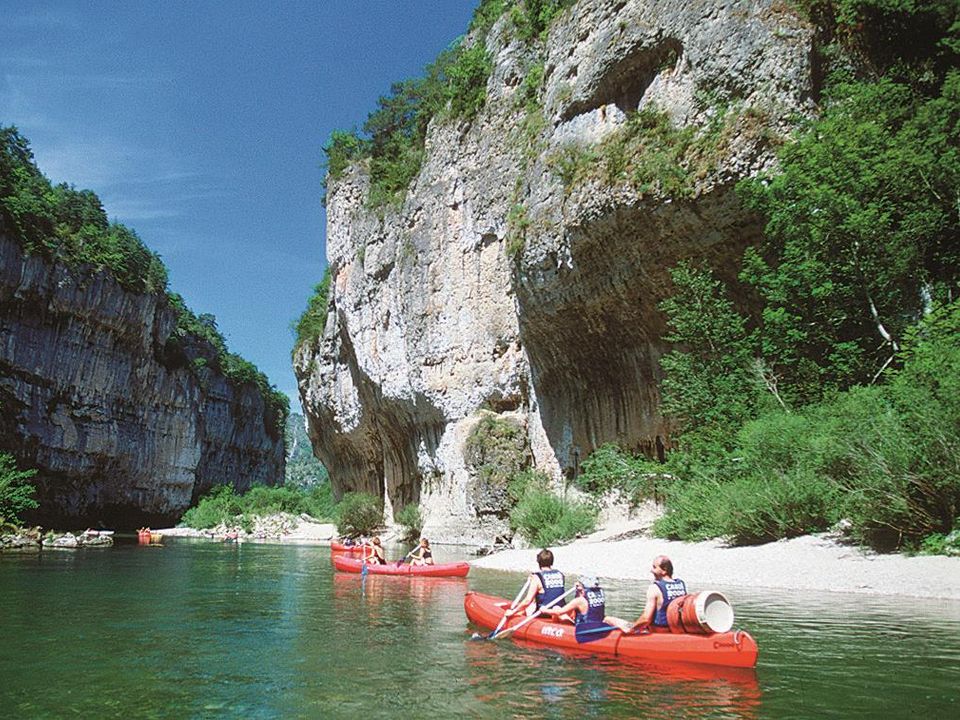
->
[464,591,758,668]
[330,541,365,554]
[332,554,470,577]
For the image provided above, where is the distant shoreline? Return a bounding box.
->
[157,514,960,600]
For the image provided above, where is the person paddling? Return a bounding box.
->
[540,575,607,625]
[504,548,565,619]
[607,555,687,633]
[364,536,386,565]
[409,537,435,566]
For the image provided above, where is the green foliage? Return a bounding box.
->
[464,414,530,515]
[284,412,330,489]
[321,29,495,208]
[510,0,576,42]
[446,44,494,119]
[395,504,423,540]
[791,1,959,82]
[918,530,960,556]
[505,202,530,258]
[335,492,384,536]
[509,470,597,546]
[169,295,289,435]
[293,267,332,353]
[738,73,960,402]
[321,130,368,203]
[0,454,38,527]
[0,127,168,294]
[547,144,597,191]
[658,262,761,440]
[180,482,337,529]
[180,485,244,529]
[574,443,658,505]
[653,305,960,550]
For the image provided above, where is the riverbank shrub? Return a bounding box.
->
[335,492,384,536]
[180,483,337,530]
[0,453,37,528]
[574,443,657,506]
[395,504,423,540]
[509,471,597,546]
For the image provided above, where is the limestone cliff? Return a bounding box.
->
[295,0,815,543]
[0,234,284,528]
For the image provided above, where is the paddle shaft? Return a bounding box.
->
[488,578,531,637]
[492,586,577,641]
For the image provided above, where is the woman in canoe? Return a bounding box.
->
[364,536,386,565]
[409,537,435,566]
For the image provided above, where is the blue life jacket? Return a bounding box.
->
[575,587,606,625]
[535,569,565,608]
[653,578,687,626]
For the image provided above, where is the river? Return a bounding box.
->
[1,539,958,719]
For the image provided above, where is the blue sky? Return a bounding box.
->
[1,0,480,408]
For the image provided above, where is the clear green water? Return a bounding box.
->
[1,539,958,719]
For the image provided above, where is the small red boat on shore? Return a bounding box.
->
[464,591,758,668]
[332,554,470,578]
[330,541,365,554]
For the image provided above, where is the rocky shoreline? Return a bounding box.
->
[1,527,114,551]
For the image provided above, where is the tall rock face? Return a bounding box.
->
[295,0,815,543]
[0,234,284,529]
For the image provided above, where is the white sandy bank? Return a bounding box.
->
[471,529,960,600]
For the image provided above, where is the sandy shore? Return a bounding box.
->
[471,528,960,600]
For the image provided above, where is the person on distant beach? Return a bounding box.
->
[504,548,565,618]
[409,537,435,566]
[606,554,687,633]
[364,536,386,565]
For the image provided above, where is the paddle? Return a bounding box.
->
[471,578,531,640]
[396,547,419,567]
[490,586,577,641]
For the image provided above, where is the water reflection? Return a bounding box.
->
[462,634,760,719]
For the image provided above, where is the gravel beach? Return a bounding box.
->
[471,531,960,599]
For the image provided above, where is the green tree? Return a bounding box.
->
[658,262,760,441]
[738,73,960,402]
[0,454,38,527]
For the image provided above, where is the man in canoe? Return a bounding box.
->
[503,548,565,619]
[607,554,687,633]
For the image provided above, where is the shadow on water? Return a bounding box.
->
[1,540,959,719]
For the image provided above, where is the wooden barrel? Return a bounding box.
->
[666,591,734,634]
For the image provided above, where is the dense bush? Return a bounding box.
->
[179,483,337,530]
[395,504,423,540]
[509,471,597,546]
[335,492,384,536]
[651,306,960,549]
[574,443,657,506]
[0,453,37,527]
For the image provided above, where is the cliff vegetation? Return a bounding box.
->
[0,127,289,434]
